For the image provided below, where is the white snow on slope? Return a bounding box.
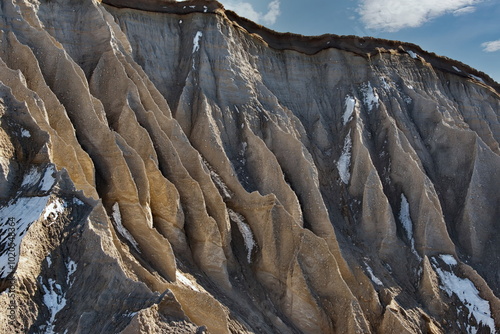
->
[396,84,413,104]
[360,82,379,111]
[228,209,255,263]
[72,198,85,206]
[41,278,66,334]
[210,169,231,199]
[399,195,413,244]
[39,256,77,334]
[0,195,50,278]
[192,31,203,53]
[43,198,65,221]
[399,194,420,259]
[469,74,485,84]
[111,203,140,252]
[39,167,56,192]
[380,77,391,90]
[65,258,77,287]
[176,271,200,292]
[440,254,457,266]
[407,50,418,59]
[399,194,412,241]
[203,158,232,199]
[336,130,352,184]
[20,128,31,138]
[21,165,56,192]
[432,255,495,333]
[2,166,61,278]
[343,96,356,125]
[365,262,383,286]
[20,168,39,188]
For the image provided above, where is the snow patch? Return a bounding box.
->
[360,82,379,111]
[469,74,485,84]
[399,194,420,259]
[336,130,352,184]
[176,271,200,292]
[20,128,31,138]
[407,50,418,59]
[343,96,355,125]
[210,170,231,199]
[452,66,461,73]
[124,310,138,318]
[399,194,413,241]
[365,263,383,286]
[234,140,250,186]
[403,94,413,104]
[228,209,255,263]
[192,31,202,53]
[239,141,247,166]
[39,167,56,192]
[72,198,85,206]
[380,77,391,90]
[111,203,139,252]
[43,198,65,221]
[21,165,58,192]
[432,255,495,333]
[65,258,77,287]
[21,166,49,190]
[0,165,60,278]
[39,256,78,332]
[40,278,67,334]
[440,254,457,267]
[0,195,50,278]
[396,84,413,104]
[204,158,231,199]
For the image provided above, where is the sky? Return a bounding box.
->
[218,0,500,83]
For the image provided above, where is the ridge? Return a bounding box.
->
[101,0,500,94]
[1,0,499,333]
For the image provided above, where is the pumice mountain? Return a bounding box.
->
[0,0,499,333]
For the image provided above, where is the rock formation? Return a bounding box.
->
[0,0,499,333]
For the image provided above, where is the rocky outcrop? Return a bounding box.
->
[0,0,499,333]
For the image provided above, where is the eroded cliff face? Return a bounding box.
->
[0,0,499,333]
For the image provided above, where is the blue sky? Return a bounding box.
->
[218,0,500,83]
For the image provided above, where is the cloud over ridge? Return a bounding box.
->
[481,40,500,52]
[357,0,482,32]
[222,0,281,25]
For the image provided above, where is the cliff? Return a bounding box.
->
[0,0,499,333]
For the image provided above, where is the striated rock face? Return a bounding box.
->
[0,0,499,333]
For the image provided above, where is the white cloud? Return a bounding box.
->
[222,0,281,25]
[262,0,280,25]
[481,40,500,52]
[357,0,481,32]
[453,6,476,16]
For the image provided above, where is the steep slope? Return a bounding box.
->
[0,0,499,333]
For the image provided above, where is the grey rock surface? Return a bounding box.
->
[0,0,498,333]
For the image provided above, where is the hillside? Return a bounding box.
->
[0,0,499,333]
